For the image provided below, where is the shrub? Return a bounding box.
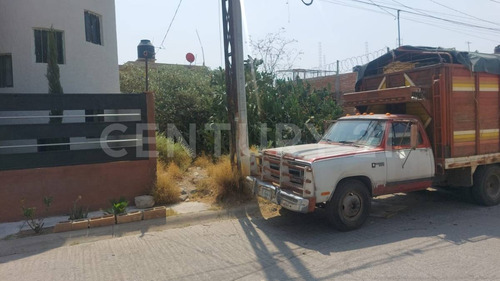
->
[20,196,53,234]
[104,197,128,224]
[68,195,88,220]
[156,133,192,171]
[120,61,342,156]
[152,164,181,205]
[105,197,128,216]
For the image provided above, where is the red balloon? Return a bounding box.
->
[186,53,195,63]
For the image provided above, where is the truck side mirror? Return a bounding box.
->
[410,124,418,149]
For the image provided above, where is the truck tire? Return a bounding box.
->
[326,179,371,231]
[472,165,500,206]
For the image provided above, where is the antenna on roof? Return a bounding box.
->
[196,29,205,66]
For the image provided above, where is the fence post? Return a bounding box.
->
[144,91,157,188]
[144,91,156,156]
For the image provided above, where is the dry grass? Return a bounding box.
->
[193,153,213,168]
[166,162,183,180]
[192,179,215,202]
[152,162,181,205]
[194,156,252,205]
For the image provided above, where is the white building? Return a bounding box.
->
[0,0,120,93]
[0,0,125,154]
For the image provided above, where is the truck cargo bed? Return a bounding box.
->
[344,63,500,176]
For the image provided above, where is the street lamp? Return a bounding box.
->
[137,39,155,92]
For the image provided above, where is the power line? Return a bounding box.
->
[322,0,498,33]
[373,0,498,24]
[402,14,499,44]
[319,0,500,48]
[428,0,500,27]
[321,0,391,16]
[395,6,500,38]
[369,0,395,18]
[391,0,433,18]
[343,0,500,33]
[322,0,500,38]
[158,0,184,51]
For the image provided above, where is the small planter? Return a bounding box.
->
[53,219,89,233]
[116,211,143,224]
[71,219,90,231]
[142,206,167,220]
[53,221,72,233]
[89,214,115,228]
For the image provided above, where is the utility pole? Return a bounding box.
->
[466,41,472,52]
[397,10,401,47]
[221,0,250,176]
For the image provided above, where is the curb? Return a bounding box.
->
[0,201,261,258]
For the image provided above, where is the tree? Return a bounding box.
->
[39,27,68,152]
[46,27,63,124]
[249,28,303,74]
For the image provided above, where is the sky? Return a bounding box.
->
[115,0,500,73]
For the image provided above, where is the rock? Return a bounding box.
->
[134,195,155,209]
[196,167,201,170]
[193,172,200,177]
[179,194,189,201]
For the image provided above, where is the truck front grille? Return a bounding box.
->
[262,154,308,196]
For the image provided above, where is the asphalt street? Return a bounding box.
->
[1,188,499,281]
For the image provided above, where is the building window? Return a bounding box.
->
[34,29,65,64]
[85,11,102,45]
[0,54,13,88]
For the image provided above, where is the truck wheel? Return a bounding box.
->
[472,165,500,206]
[326,179,371,231]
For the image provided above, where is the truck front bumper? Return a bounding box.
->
[246,176,310,213]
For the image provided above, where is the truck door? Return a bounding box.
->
[385,121,434,192]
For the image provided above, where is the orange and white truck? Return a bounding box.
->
[246,46,500,231]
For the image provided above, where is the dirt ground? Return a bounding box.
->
[177,166,209,201]
[176,165,283,218]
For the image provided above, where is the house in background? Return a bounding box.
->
[0,0,119,93]
[0,0,124,153]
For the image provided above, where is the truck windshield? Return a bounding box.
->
[321,119,386,147]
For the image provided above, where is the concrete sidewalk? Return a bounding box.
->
[0,201,212,240]
[0,201,260,258]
